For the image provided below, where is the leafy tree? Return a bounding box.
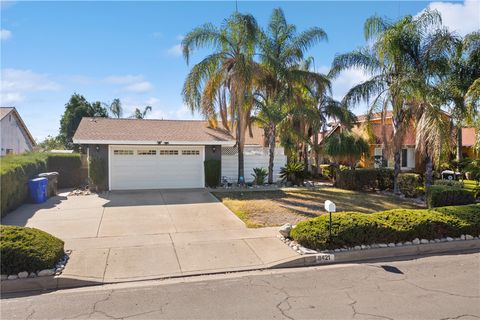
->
[323,131,370,168]
[132,106,152,119]
[182,12,259,183]
[59,94,108,149]
[37,135,65,150]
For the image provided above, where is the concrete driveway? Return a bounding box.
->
[2,189,298,284]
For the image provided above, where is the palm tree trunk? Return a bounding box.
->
[424,153,433,191]
[313,129,319,177]
[393,151,401,194]
[456,126,463,162]
[267,122,276,184]
[237,111,248,185]
[303,143,309,175]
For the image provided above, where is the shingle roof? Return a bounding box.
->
[73,117,265,146]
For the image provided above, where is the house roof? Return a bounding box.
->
[0,107,36,146]
[462,127,477,147]
[73,117,266,146]
[356,111,393,123]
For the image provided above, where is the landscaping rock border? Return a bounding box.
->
[0,250,71,282]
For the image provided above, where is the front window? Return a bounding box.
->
[401,149,408,167]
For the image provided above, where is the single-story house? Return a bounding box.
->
[73,117,286,190]
[0,107,36,156]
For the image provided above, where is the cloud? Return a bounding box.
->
[166,44,182,57]
[0,68,60,104]
[105,74,154,93]
[326,67,370,103]
[425,0,480,36]
[0,29,12,40]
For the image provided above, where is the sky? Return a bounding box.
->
[1,0,479,141]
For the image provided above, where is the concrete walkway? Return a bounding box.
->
[2,189,298,285]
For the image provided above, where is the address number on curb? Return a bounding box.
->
[315,254,335,264]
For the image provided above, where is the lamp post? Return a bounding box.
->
[324,200,336,240]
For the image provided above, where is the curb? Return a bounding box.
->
[271,239,480,268]
[2,240,479,295]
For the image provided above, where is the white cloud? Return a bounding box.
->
[426,0,480,36]
[327,67,370,103]
[105,74,154,93]
[124,81,154,93]
[0,68,60,104]
[0,29,12,40]
[166,44,182,57]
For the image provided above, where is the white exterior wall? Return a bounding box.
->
[221,146,287,183]
[0,113,34,156]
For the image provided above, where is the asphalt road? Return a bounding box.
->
[1,252,479,320]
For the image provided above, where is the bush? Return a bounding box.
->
[320,164,335,180]
[252,168,267,185]
[280,162,305,185]
[398,173,423,197]
[204,159,221,188]
[427,185,475,208]
[89,155,107,191]
[434,180,463,188]
[376,168,394,190]
[290,204,480,250]
[0,225,64,274]
[335,169,377,191]
[0,153,47,216]
[46,153,85,188]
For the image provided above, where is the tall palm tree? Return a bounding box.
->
[330,10,443,194]
[437,31,480,161]
[255,8,328,183]
[109,98,123,118]
[132,106,152,119]
[182,12,259,183]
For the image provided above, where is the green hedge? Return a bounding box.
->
[89,155,107,192]
[291,204,480,250]
[0,153,85,216]
[427,185,475,208]
[0,225,64,274]
[46,153,85,188]
[1,153,47,216]
[398,173,423,197]
[377,168,394,190]
[204,159,221,187]
[335,169,377,191]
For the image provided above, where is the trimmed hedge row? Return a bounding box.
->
[335,168,395,191]
[0,225,65,274]
[291,204,480,250]
[427,185,475,208]
[0,153,85,216]
[204,159,221,188]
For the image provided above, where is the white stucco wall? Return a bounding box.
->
[221,146,287,183]
[0,113,34,156]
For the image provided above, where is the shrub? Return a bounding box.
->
[335,169,377,191]
[0,225,64,274]
[434,180,463,188]
[290,204,480,250]
[398,173,423,197]
[204,159,221,188]
[252,168,267,185]
[0,153,47,216]
[46,153,85,188]
[280,162,305,185]
[376,168,394,190]
[320,164,335,180]
[427,185,475,208]
[89,155,107,191]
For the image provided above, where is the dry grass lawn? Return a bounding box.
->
[213,187,421,228]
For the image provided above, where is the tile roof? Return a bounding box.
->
[73,117,266,146]
[356,111,393,122]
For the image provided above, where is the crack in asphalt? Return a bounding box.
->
[440,315,480,320]
[345,291,394,320]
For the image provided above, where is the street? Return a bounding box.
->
[1,252,479,320]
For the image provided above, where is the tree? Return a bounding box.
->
[323,131,370,168]
[59,94,108,149]
[37,135,65,151]
[109,98,123,118]
[255,8,328,183]
[132,106,152,119]
[437,31,480,161]
[182,12,259,184]
[330,10,443,194]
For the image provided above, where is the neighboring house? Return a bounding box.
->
[73,117,287,190]
[0,107,36,156]
[461,127,478,159]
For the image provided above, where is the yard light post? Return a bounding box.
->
[324,200,336,241]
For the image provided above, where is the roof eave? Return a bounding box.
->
[72,139,236,147]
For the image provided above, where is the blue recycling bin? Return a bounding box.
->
[28,177,48,204]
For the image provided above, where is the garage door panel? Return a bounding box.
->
[110,146,203,190]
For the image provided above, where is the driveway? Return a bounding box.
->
[2,189,298,284]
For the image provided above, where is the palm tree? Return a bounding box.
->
[255,8,328,183]
[132,106,152,119]
[330,10,443,194]
[437,31,480,162]
[109,98,123,118]
[182,12,259,184]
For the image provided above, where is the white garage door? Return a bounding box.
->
[109,146,204,190]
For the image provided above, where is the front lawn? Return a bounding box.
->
[213,187,420,227]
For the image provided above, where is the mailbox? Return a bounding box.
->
[324,200,336,213]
